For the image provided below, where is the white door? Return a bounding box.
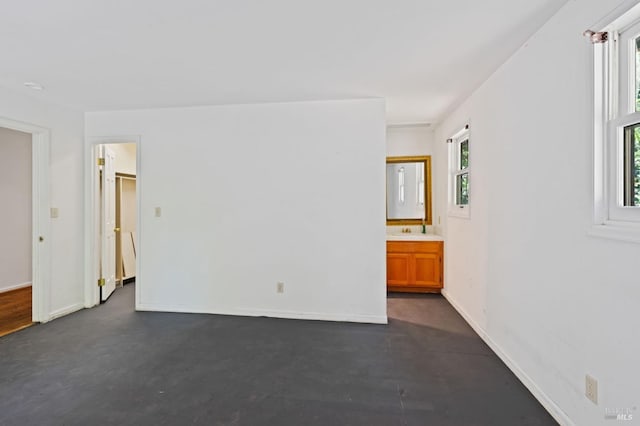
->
[100,146,117,301]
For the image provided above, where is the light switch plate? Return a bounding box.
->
[50,207,59,218]
[155,207,161,217]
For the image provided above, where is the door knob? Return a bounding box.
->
[114,227,121,232]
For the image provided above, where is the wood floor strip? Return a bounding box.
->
[0,285,33,337]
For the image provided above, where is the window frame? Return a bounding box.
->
[591,1,640,243]
[448,126,470,219]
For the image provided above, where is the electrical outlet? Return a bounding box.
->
[277,282,284,293]
[155,207,162,217]
[585,374,598,404]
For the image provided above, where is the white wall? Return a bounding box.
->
[86,99,387,323]
[386,125,434,157]
[0,127,32,292]
[0,86,85,317]
[434,1,640,425]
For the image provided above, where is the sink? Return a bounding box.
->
[387,233,444,241]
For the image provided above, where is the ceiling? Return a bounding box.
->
[0,0,568,124]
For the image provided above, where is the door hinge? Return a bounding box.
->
[98,277,105,287]
[97,157,105,166]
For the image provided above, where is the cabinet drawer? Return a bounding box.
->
[387,241,442,254]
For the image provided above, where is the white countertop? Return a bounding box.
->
[386,233,444,241]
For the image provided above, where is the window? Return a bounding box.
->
[448,126,470,218]
[417,163,425,206]
[591,2,640,242]
[398,166,405,204]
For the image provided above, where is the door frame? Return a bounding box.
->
[0,116,51,323]
[84,136,141,309]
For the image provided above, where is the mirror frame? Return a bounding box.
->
[386,155,432,226]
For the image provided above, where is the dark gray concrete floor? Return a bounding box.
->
[0,285,556,426]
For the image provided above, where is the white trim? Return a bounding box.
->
[49,302,84,321]
[137,304,388,324]
[449,125,469,140]
[84,136,141,309]
[448,205,471,219]
[386,122,431,129]
[0,116,51,323]
[593,41,608,225]
[588,223,640,243]
[32,130,51,322]
[441,289,574,426]
[84,143,98,307]
[0,282,32,293]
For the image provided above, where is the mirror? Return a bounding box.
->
[386,156,432,225]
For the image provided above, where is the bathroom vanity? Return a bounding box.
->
[385,155,442,292]
[386,234,443,293]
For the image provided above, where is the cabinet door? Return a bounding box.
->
[387,253,412,285]
[413,253,442,287]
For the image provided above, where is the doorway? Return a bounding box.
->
[0,127,33,335]
[85,138,140,308]
[0,118,51,332]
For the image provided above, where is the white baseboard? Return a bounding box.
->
[245,308,388,324]
[48,302,84,321]
[441,289,573,426]
[0,282,32,293]
[136,303,388,325]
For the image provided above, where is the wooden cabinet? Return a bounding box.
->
[387,241,443,293]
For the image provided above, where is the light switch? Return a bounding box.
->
[155,207,162,218]
[50,207,59,218]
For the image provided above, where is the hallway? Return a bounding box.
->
[0,286,555,425]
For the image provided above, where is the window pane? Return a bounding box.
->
[456,173,469,205]
[636,37,640,112]
[623,123,640,206]
[459,139,469,170]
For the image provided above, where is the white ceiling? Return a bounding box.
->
[0,0,568,124]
